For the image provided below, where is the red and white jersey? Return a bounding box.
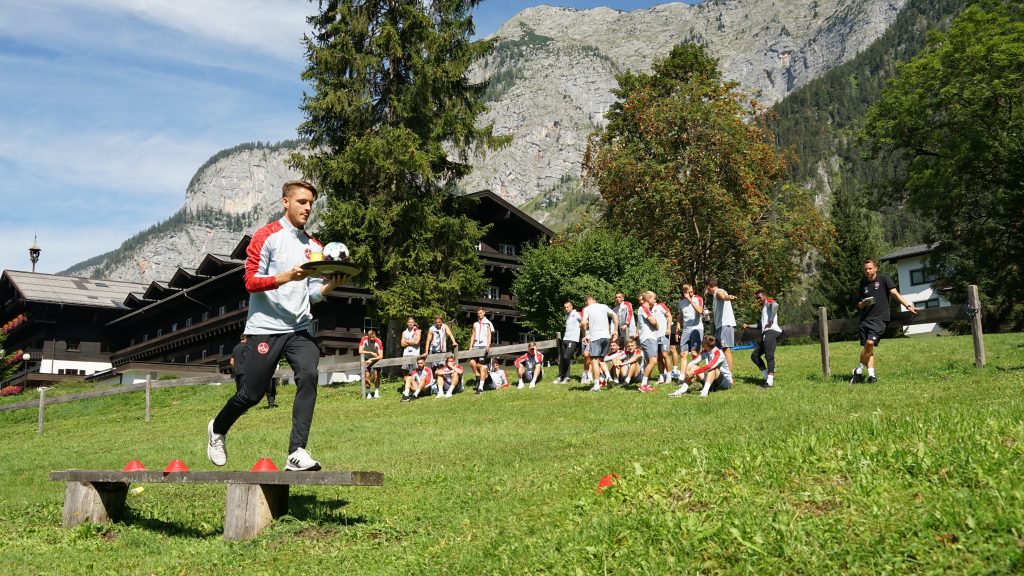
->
[612,300,635,335]
[678,295,704,330]
[604,350,627,363]
[637,305,659,342]
[402,327,421,355]
[358,336,383,356]
[514,350,544,371]
[689,347,731,378]
[489,368,509,387]
[243,217,326,334]
[409,365,434,386]
[653,302,670,338]
[427,323,451,352]
[438,363,464,377]
[471,318,495,347]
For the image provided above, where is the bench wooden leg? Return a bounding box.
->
[62,481,129,528]
[224,483,289,541]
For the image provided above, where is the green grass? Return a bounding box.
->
[2,334,1023,574]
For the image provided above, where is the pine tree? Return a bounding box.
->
[292,1,505,347]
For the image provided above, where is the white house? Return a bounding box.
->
[881,243,950,335]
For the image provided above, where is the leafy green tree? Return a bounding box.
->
[863,0,1024,329]
[512,224,673,337]
[585,44,831,299]
[812,183,890,319]
[292,0,505,344]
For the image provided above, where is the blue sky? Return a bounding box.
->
[0,1,697,275]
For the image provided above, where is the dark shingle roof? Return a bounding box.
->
[3,271,148,309]
[881,243,938,262]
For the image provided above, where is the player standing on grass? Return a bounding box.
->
[424,315,457,367]
[468,308,495,394]
[637,291,661,393]
[851,259,918,384]
[705,277,738,375]
[358,328,384,399]
[742,289,782,388]
[400,317,422,373]
[207,180,347,472]
[676,284,705,376]
[556,301,582,384]
[581,295,618,391]
[611,291,635,348]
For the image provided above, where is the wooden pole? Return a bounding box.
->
[968,284,985,368]
[818,307,831,378]
[360,354,367,398]
[37,387,47,434]
[145,375,152,423]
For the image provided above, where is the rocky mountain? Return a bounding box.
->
[64,0,907,283]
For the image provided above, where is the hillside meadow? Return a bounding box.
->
[1,334,1022,574]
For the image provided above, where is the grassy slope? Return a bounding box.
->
[1,334,1022,575]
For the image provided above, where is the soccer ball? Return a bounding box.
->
[322,242,349,261]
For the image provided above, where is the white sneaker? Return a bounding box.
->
[589,383,601,392]
[445,390,453,398]
[529,381,536,389]
[285,447,322,471]
[517,382,524,390]
[669,383,689,397]
[373,389,380,398]
[207,419,226,466]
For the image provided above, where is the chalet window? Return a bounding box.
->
[201,311,209,321]
[201,350,207,359]
[184,354,190,363]
[499,243,516,256]
[143,334,149,342]
[185,318,192,327]
[238,299,247,310]
[156,328,163,337]
[486,286,500,300]
[476,242,482,251]
[130,338,135,347]
[914,298,941,309]
[909,268,937,286]
[311,319,319,335]
[218,345,224,355]
[218,305,227,316]
[66,339,80,351]
[363,317,376,333]
[171,322,178,333]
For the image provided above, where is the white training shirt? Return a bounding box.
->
[582,302,614,340]
[713,290,736,328]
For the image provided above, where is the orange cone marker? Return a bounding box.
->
[123,459,146,472]
[251,458,279,472]
[596,473,620,495]
[163,459,189,473]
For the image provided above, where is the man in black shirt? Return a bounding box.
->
[852,259,918,383]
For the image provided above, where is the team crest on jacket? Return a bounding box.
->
[257,342,270,355]
[304,247,312,259]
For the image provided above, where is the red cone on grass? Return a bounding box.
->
[597,473,620,495]
[122,459,146,472]
[251,458,279,472]
[163,459,189,473]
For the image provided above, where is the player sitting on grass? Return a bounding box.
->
[602,339,627,387]
[402,355,435,402]
[619,337,645,385]
[672,335,733,398]
[514,342,544,389]
[433,354,463,398]
[480,357,510,393]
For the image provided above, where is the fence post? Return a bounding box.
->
[968,284,985,368]
[145,375,152,423]
[818,307,831,378]
[360,354,367,397]
[37,387,48,435]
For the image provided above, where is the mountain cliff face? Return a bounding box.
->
[64,0,907,283]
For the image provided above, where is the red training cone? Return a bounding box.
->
[596,473,621,495]
[163,459,189,473]
[251,458,279,472]
[123,459,146,472]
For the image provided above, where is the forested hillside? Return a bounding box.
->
[769,0,969,247]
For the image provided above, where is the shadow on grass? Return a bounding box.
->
[736,375,767,386]
[289,494,367,526]
[121,508,220,538]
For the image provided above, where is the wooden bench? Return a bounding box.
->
[49,469,384,540]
